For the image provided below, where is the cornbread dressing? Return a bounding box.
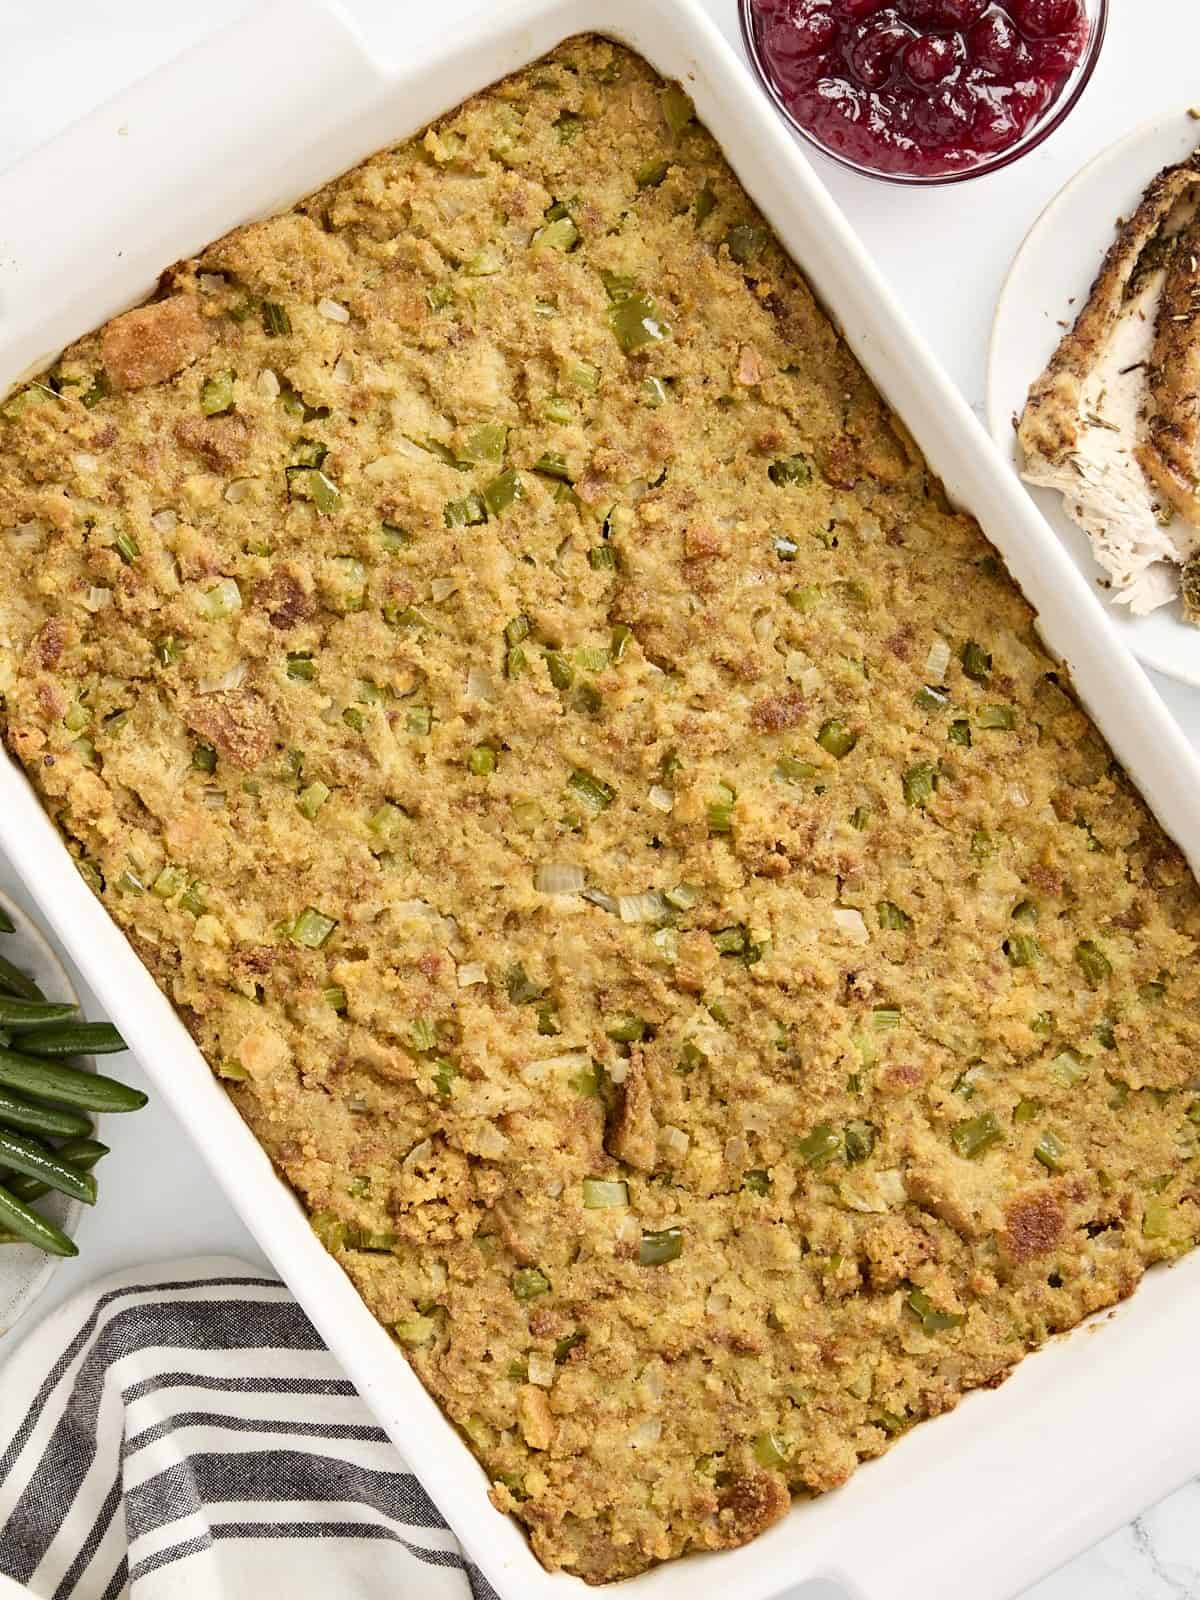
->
[3,37,1200,1583]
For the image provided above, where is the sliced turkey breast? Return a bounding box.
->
[1018,153,1200,616]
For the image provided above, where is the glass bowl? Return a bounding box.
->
[738,0,1108,186]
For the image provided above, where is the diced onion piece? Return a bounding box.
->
[628,1418,662,1449]
[9,521,43,550]
[925,637,951,680]
[614,1212,640,1247]
[256,369,280,400]
[224,477,258,504]
[466,665,496,701]
[457,961,487,988]
[608,1057,629,1085]
[422,1261,448,1295]
[618,891,669,925]
[662,1124,689,1157]
[82,586,112,612]
[535,863,585,896]
[474,1121,508,1158]
[199,661,248,694]
[798,666,823,697]
[396,898,439,920]
[527,1352,555,1388]
[877,1169,906,1206]
[706,1291,731,1316]
[196,578,242,620]
[432,576,459,603]
[647,785,674,813]
[199,273,225,293]
[363,454,408,481]
[203,788,226,810]
[581,887,618,915]
[1008,784,1030,809]
[523,1050,591,1084]
[332,356,354,384]
[150,508,178,534]
[639,1363,665,1404]
[403,1138,433,1169]
[317,296,350,323]
[833,906,869,945]
[73,453,98,472]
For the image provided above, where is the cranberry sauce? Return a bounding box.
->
[747,0,1091,177]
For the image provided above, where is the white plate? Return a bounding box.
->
[987,110,1200,686]
[0,891,91,1334]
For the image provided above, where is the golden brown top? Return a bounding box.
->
[2,35,1199,1584]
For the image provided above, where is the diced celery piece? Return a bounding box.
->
[582,1178,628,1209]
[297,781,330,820]
[661,83,694,136]
[290,906,337,948]
[531,216,579,252]
[610,293,669,354]
[639,1228,682,1266]
[201,371,235,416]
[512,1266,551,1299]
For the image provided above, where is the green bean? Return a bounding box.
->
[0,953,44,1003]
[0,1127,96,1204]
[0,1085,92,1139]
[0,1181,77,1256]
[0,997,77,1031]
[6,1137,109,1204]
[0,1047,147,1113]
[19,1023,128,1058]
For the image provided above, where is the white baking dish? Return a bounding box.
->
[2,4,1199,1597]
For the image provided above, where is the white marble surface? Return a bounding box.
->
[2,2,1198,1595]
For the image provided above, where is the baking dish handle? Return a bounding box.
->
[0,0,384,394]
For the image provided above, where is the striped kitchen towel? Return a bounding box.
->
[0,1258,498,1600]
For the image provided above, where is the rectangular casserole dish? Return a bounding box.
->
[3,3,1200,1596]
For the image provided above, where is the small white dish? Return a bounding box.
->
[987,110,1200,687]
[0,890,91,1334]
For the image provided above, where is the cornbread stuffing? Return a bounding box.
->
[2,36,1200,1585]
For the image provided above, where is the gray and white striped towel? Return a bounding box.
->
[0,1258,498,1600]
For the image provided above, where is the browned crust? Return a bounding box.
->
[1137,216,1200,522]
[604,1050,658,1171]
[1018,154,1200,470]
[182,688,274,771]
[715,1470,791,1548]
[98,294,213,391]
[1002,1189,1064,1265]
